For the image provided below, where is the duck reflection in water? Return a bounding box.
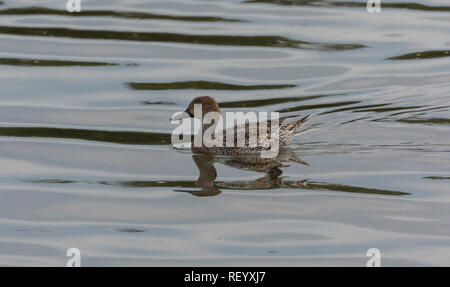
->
[176,147,308,197]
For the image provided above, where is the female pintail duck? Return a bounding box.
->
[171,96,309,156]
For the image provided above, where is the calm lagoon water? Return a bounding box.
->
[0,0,449,266]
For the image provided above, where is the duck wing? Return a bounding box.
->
[220,114,309,148]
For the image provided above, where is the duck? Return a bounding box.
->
[170,96,309,157]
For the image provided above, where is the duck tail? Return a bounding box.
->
[283,114,310,133]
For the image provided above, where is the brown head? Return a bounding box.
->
[185,96,220,119]
[170,96,221,122]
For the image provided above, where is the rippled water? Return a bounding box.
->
[0,0,449,266]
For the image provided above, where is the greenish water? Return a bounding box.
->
[0,0,449,266]
[0,57,118,66]
[127,81,297,90]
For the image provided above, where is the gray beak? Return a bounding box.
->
[170,111,191,123]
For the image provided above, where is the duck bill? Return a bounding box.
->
[170,111,191,122]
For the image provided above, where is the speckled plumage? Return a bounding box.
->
[181,96,309,156]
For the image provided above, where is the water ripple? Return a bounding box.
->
[127,81,296,91]
[276,101,360,113]
[22,178,410,196]
[396,117,450,125]
[0,26,365,50]
[244,0,450,12]
[387,50,450,60]
[0,7,244,23]
[0,127,172,145]
[0,57,119,67]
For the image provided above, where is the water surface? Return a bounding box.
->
[0,0,449,266]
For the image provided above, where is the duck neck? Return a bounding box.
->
[193,115,220,148]
[202,122,216,133]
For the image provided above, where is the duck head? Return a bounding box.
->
[171,96,220,121]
